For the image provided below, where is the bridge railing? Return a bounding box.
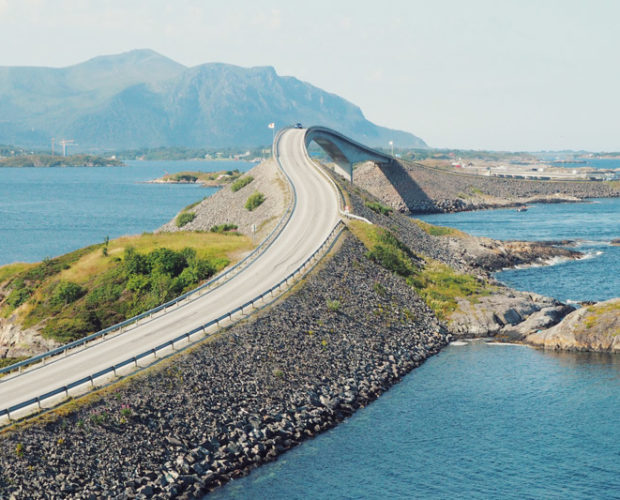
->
[0,128,297,380]
[0,220,346,422]
[301,130,373,225]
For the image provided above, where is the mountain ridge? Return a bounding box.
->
[0,49,426,150]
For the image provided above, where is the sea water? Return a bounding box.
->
[211,342,620,499]
[416,198,620,303]
[0,160,253,266]
[211,198,619,499]
[1,167,617,498]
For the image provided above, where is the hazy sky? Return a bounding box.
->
[1,0,619,151]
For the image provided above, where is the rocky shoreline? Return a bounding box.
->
[0,235,447,498]
[352,160,620,214]
[0,161,615,498]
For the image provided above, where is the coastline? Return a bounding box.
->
[352,159,620,214]
[0,161,616,497]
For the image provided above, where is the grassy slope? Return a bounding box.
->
[0,232,252,343]
[348,220,493,319]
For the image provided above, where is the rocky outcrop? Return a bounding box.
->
[526,298,620,352]
[447,290,574,339]
[158,159,290,240]
[0,316,59,359]
[0,235,447,498]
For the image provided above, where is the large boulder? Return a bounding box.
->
[526,298,620,352]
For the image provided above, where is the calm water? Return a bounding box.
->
[1,165,617,498]
[417,198,620,303]
[0,160,253,266]
[212,342,620,499]
[548,158,620,170]
[212,197,619,499]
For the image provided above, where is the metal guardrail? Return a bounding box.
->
[0,125,357,422]
[299,133,373,225]
[0,220,345,421]
[0,128,297,380]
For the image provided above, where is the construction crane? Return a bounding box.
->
[58,139,76,157]
[51,137,55,156]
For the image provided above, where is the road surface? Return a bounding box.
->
[0,128,340,414]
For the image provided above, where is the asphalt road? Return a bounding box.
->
[0,128,341,412]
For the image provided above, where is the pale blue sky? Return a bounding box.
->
[1,0,619,151]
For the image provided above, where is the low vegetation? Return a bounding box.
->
[210,223,238,234]
[175,212,196,228]
[348,220,492,320]
[0,357,27,371]
[231,175,254,192]
[0,232,252,343]
[583,300,620,333]
[364,201,393,216]
[412,219,465,237]
[245,191,265,211]
[0,154,123,168]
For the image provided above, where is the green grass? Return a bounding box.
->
[348,221,417,277]
[175,212,196,228]
[231,175,254,192]
[406,259,492,319]
[0,232,252,343]
[583,300,620,333]
[0,263,35,284]
[412,219,465,237]
[326,299,341,312]
[245,191,265,211]
[348,220,492,320]
[210,223,238,233]
[364,201,393,216]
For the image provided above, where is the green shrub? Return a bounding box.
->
[85,283,123,307]
[6,279,32,309]
[373,282,387,296]
[365,201,393,216]
[231,175,254,192]
[175,212,196,228]
[326,299,341,312]
[51,281,86,306]
[245,192,265,211]
[147,248,188,277]
[172,174,198,182]
[210,223,238,233]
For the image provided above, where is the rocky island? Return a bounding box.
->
[0,154,124,168]
[149,170,243,187]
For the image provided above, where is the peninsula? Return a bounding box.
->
[149,169,242,186]
[0,154,124,168]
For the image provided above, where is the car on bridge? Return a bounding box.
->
[295,122,303,129]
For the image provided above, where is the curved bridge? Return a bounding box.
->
[304,126,393,182]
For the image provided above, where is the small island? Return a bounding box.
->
[150,169,242,186]
[0,154,124,167]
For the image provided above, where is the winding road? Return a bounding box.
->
[0,126,392,420]
[0,127,342,416]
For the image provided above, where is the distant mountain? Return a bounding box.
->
[0,49,426,150]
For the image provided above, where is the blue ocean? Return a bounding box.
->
[212,197,619,499]
[416,198,620,303]
[0,160,253,266]
[0,166,617,499]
